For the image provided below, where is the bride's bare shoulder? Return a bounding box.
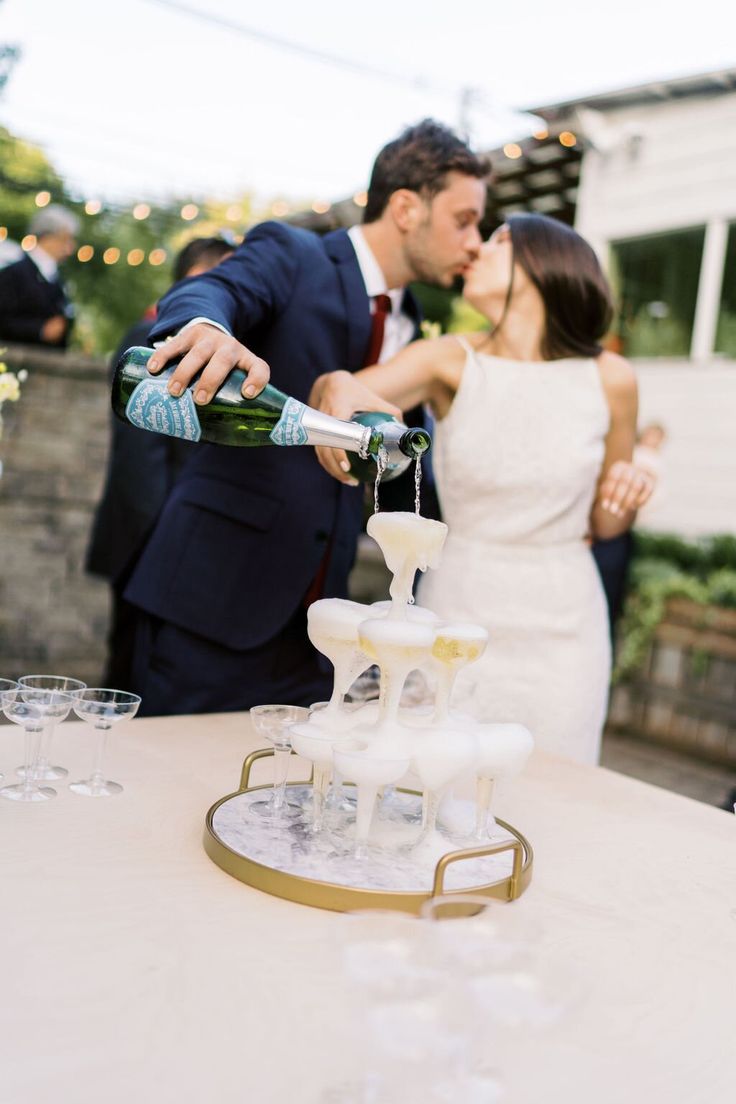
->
[596,350,637,396]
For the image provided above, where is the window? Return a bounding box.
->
[609,227,705,357]
[715,223,736,357]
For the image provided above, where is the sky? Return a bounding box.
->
[0,0,733,207]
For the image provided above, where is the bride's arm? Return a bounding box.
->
[308,336,463,484]
[590,352,654,540]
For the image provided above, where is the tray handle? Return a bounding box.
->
[239,747,275,791]
[431,837,524,901]
[239,747,311,791]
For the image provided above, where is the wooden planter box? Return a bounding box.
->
[607,597,736,767]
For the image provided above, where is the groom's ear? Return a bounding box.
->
[388,189,424,233]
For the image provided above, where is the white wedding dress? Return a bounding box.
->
[418,339,612,764]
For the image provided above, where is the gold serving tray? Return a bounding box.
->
[203,748,533,914]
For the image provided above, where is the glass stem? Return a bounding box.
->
[92,724,111,787]
[311,764,330,831]
[475,776,496,840]
[36,717,55,771]
[423,788,441,833]
[22,726,43,792]
[271,747,291,810]
[378,667,406,726]
[354,783,378,858]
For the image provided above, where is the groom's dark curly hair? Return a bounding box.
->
[363,119,489,223]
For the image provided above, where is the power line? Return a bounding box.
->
[142,0,458,97]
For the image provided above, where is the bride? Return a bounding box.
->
[309,214,653,765]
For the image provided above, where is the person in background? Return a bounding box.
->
[592,421,666,639]
[123,119,489,715]
[86,237,234,688]
[0,205,79,347]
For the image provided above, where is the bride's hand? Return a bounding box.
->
[599,460,655,518]
[308,371,402,485]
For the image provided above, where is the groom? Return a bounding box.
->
[125,119,488,715]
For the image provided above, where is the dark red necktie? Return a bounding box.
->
[363,294,392,367]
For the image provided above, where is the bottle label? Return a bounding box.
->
[125,379,202,442]
[269,397,308,447]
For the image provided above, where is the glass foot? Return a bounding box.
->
[248,798,302,821]
[0,783,56,802]
[69,778,123,798]
[17,763,68,782]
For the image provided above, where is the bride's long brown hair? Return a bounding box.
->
[502,214,614,360]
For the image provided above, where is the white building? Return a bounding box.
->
[490,69,736,536]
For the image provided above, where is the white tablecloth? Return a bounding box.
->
[1,712,733,1103]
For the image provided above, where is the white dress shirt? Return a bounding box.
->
[179,226,415,363]
[346,225,414,362]
[28,245,58,282]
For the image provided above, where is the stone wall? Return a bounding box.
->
[0,344,110,685]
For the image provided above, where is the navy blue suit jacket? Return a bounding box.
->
[124,221,421,650]
[0,255,73,347]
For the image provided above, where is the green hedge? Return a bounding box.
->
[614,532,736,681]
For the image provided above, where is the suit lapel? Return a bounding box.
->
[323,230,372,372]
[401,287,423,340]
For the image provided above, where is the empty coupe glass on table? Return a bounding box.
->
[69,689,141,797]
[249,704,309,821]
[0,678,19,782]
[1,686,74,802]
[17,675,86,781]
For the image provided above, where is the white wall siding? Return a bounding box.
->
[575,93,736,244]
[634,361,736,537]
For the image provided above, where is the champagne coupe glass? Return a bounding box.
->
[249,704,309,821]
[289,722,345,832]
[430,623,488,724]
[0,678,19,781]
[333,739,410,858]
[309,701,362,813]
[408,725,477,849]
[474,723,534,841]
[17,674,86,781]
[69,689,141,797]
[357,618,435,728]
[1,686,74,801]
[306,599,372,725]
[365,511,447,612]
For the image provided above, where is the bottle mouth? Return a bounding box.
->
[400,427,432,457]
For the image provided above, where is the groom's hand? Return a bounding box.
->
[146,323,270,405]
[309,371,402,485]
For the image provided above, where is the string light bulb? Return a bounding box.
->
[559,131,577,148]
[148,248,167,266]
[127,248,145,266]
[21,235,37,251]
[35,191,51,207]
[77,245,94,262]
[103,247,120,265]
[270,200,290,217]
[133,203,151,220]
[311,200,331,214]
[180,203,199,221]
[503,143,523,159]
[85,200,102,215]
[352,191,368,208]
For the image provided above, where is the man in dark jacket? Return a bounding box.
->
[125,120,488,715]
[0,205,79,347]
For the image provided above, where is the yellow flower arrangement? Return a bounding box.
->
[419,320,442,342]
[0,353,26,441]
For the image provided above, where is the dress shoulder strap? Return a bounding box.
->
[453,334,476,356]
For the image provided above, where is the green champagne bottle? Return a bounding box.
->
[111,347,431,482]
